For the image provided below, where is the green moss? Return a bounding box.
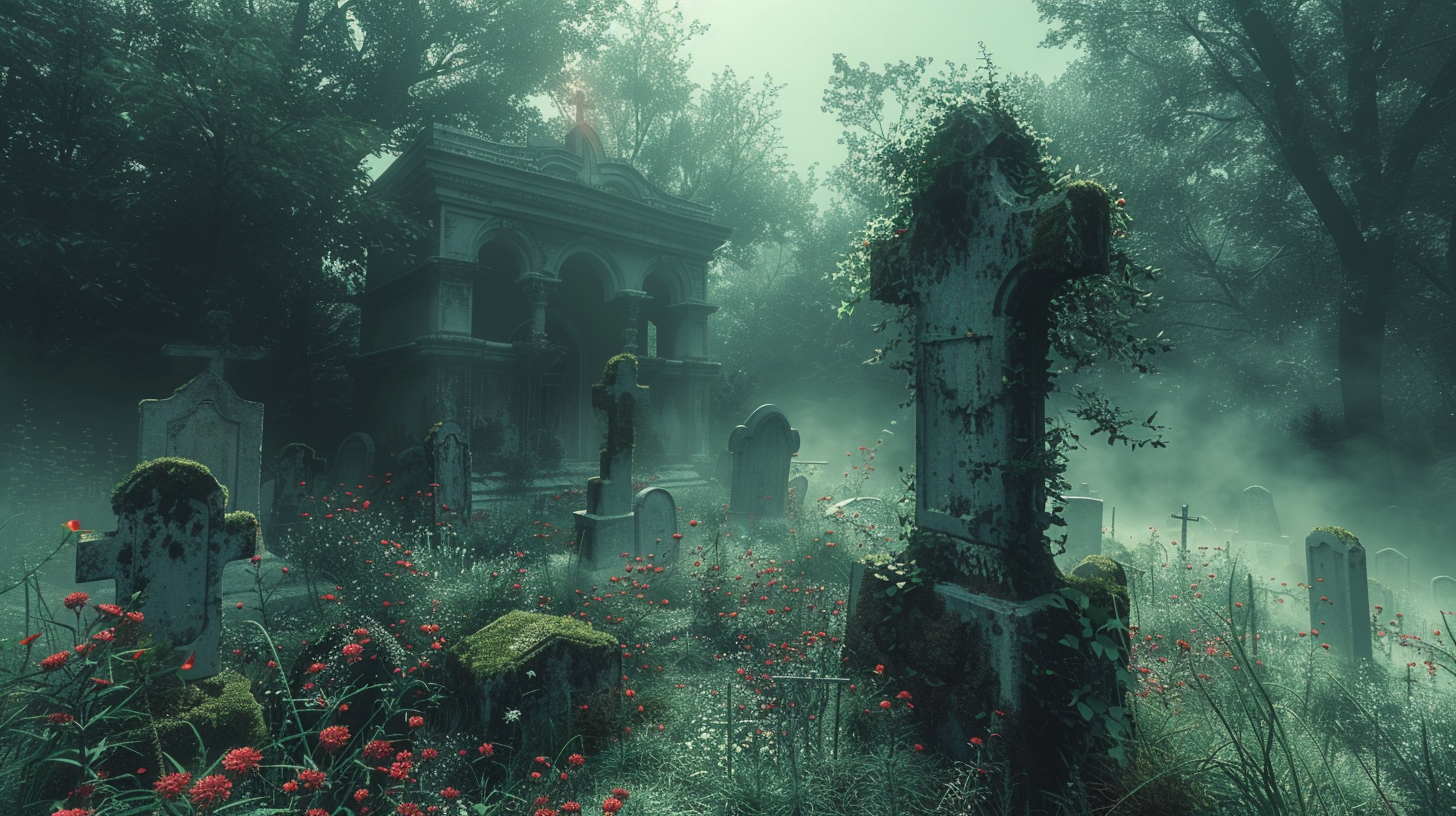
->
[111,458,227,517]
[224,511,259,534]
[454,611,615,679]
[154,670,267,759]
[592,355,641,459]
[1031,180,1111,274]
[1312,526,1363,549]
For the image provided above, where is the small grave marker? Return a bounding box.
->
[330,433,375,489]
[428,421,472,526]
[727,405,800,535]
[633,486,678,562]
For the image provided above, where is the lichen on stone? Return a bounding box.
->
[154,669,267,760]
[223,511,259,534]
[1312,525,1363,549]
[453,610,615,679]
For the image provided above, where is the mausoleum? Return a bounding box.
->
[350,106,732,471]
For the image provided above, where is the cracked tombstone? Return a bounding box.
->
[727,405,800,536]
[76,458,258,679]
[844,102,1118,805]
[634,486,678,563]
[574,355,648,569]
[428,421,472,529]
[1305,527,1373,666]
[138,370,264,515]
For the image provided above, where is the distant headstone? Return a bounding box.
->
[575,356,648,568]
[268,443,326,542]
[428,421,472,526]
[389,446,429,501]
[727,405,800,534]
[138,370,263,514]
[330,433,375,490]
[1371,548,1410,594]
[1057,496,1104,568]
[633,487,678,562]
[76,458,258,679]
[1236,486,1282,543]
[1432,575,1456,613]
[1367,578,1395,617]
[712,450,733,491]
[1305,527,1372,664]
[787,475,809,520]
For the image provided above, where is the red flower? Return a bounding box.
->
[65,520,81,532]
[152,772,191,800]
[40,651,70,672]
[96,604,123,617]
[364,739,393,760]
[221,746,263,775]
[179,653,195,671]
[342,642,364,658]
[611,788,630,801]
[879,700,892,710]
[420,748,438,760]
[602,797,624,814]
[47,712,75,725]
[567,753,586,767]
[189,774,231,809]
[971,736,984,746]
[19,633,41,646]
[307,810,329,816]
[407,715,424,728]
[296,768,327,790]
[441,787,461,800]
[53,808,93,816]
[64,592,90,610]
[354,788,370,802]
[397,804,424,816]
[318,725,351,752]
[562,803,583,814]
[281,780,298,793]
[477,742,494,756]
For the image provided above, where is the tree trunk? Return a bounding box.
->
[1336,240,1395,441]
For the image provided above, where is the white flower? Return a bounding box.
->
[526,670,536,678]
[504,709,522,723]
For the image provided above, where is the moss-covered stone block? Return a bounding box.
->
[447,611,620,742]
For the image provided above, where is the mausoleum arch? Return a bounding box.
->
[550,242,626,301]
[639,258,687,304]
[470,221,543,274]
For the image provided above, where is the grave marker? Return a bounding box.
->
[330,433,375,489]
[427,421,472,526]
[633,486,678,562]
[1432,575,1456,613]
[1371,547,1410,594]
[1058,496,1104,567]
[138,370,263,515]
[574,355,648,568]
[787,475,809,520]
[76,458,258,679]
[1305,527,1372,664]
[727,405,800,535]
[268,443,326,543]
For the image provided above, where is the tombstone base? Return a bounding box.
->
[847,566,1125,811]
[573,510,635,569]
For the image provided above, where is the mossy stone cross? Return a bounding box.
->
[574,355,648,568]
[76,458,258,679]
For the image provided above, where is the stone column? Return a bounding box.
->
[663,301,717,360]
[614,290,651,354]
[518,273,558,339]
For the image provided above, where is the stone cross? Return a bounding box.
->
[1305,527,1372,664]
[162,342,266,382]
[76,458,258,679]
[571,88,595,126]
[138,370,264,515]
[868,108,1110,599]
[727,405,800,535]
[1170,504,1200,558]
[574,355,648,568]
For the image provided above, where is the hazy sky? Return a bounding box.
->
[671,0,1080,192]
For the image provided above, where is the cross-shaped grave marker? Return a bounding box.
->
[570,88,595,126]
[76,458,258,679]
[574,355,648,568]
[1171,503,1200,558]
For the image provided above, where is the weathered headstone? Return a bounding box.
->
[389,446,429,501]
[138,370,263,514]
[268,443,326,543]
[330,433,375,489]
[1371,547,1410,594]
[75,458,258,679]
[787,475,809,520]
[1236,486,1293,566]
[727,405,800,534]
[1056,496,1104,568]
[1305,527,1372,664]
[574,355,649,568]
[1367,578,1395,618]
[1432,575,1456,613]
[427,421,472,526]
[633,486,678,562]
[850,101,1117,802]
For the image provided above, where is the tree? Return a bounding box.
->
[1035,0,1456,441]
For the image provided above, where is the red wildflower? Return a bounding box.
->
[221,746,263,775]
[602,797,624,814]
[40,651,70,672]
[407,715,424,728]
[19,633,40,646]
[477,742,494,756]
[567,753,586,767]
[562,803,583,814]
[47,712,75,725]
[296,768,327,790]
[354,788,370,802]
[65,520,81,532]
[364,739,393,759]
[397,804,423,816]
[189,774,231,809]
[96,604,123,617]
[318,725,351,752]
[152,772,191,800]
[611,788,630,801]
[64,592,90,610]
[441,787,461,800]
[179,653,195,671]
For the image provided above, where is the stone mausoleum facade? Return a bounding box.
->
[349,117,731,473]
